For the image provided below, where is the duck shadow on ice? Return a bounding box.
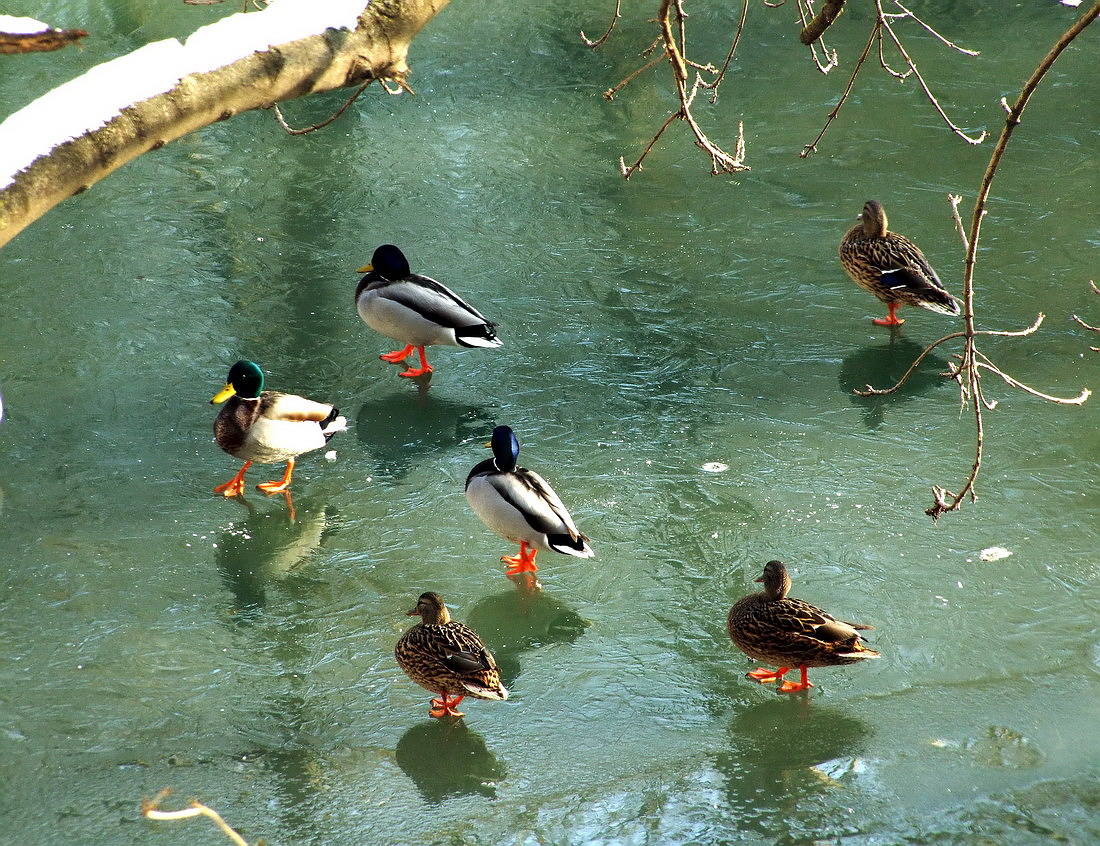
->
[838,333,952,430]
[711,697,873,834]
[354,391,495,480]
[395,718,507,803]
[463,587,590,686]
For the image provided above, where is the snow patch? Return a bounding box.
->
[0,15,51,35]
[0,0,368,190]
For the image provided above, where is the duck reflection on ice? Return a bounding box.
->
[838,334,951,430]
[215,502,331,618]
[395,719,506,803]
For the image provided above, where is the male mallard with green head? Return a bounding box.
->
[355,244,502,378]
[727,560,880,693]
[839,200,960,326]
[395,592,509,718]
[210,360,346,496]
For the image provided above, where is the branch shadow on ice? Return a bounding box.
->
[838,334,951,430]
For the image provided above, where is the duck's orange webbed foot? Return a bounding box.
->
[256,459,295,494]
[398,346,433,379]
[746,666,790,685]
[502,542,538,575]
[429,693,465,718]
[776,666,813,694]
[872,302,904,326]
[380,344,415,363]
[214,461,251,497]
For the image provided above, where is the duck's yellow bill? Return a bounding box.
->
[356,263,373,273]
[210,383,237,404]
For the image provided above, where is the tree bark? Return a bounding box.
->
[0,0,449,249]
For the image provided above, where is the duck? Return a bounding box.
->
[727,560,880,693]
[839,200,960,326]
[210,360,347,497]
[465,425,594,578]
[355,244,502,378]
[395,592,509,718]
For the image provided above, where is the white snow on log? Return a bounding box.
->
[0,0,368,191]
[0,15,51,35]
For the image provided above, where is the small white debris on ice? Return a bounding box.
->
[324,450,337,462]
[701,462,728,473]
[979,546,1012,562]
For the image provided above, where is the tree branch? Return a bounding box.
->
[800,0,845,46]
[919,1,1100,519]
[0,0,450,249]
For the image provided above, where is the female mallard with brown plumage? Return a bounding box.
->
[210,360,346,497]
[839,200,960,326]
[395,592,509,718]
[727,560,879,693]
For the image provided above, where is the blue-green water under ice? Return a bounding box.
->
[1,2,1098,843]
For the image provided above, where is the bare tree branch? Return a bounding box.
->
[616,0,749,179]
[802,0,984,155]
[901,1,1099,520]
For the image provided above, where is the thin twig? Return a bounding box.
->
[620,112,679,178]
[581,0,622,48]
[975,362,1092,404]
[890,0,980,56]
[876,26,913,79]
[701,0,751,100]
[875,0,987,145]
[270,78,377,135]
[1071,280,1100,350]
[947,194,970,251]
[603,54,665,100]
[801,21,878,157]
[143,791,252,846]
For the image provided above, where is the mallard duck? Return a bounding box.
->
[839,200,960,326]
[727,560,879,693]
[465,425,594,577]
[210,360,347,496]
[355,244,502,378]
[395,592,509,718]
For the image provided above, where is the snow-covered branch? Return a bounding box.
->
[0,0,449,249]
